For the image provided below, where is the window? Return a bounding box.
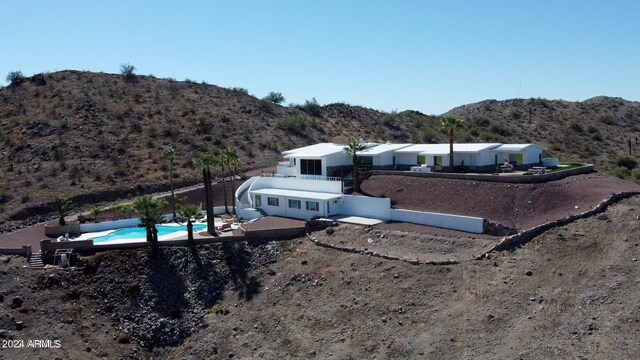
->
[267,197,279,207]
[300,159,322,175]
[288,199,301,209]
[255,194,262,207]
[306,201,319,211]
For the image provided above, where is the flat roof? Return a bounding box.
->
[282,143,346,158]
[395,143,501,155]
[356,143,412,156]
[493,143,547,151]
[252,188,342,201]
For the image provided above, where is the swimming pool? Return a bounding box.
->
[92,224,207,244]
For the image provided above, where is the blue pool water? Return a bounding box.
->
[92,224,207,244]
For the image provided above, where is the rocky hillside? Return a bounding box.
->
[445,96,640,169]
[1,70,638,226]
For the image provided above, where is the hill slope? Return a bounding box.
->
[1,70,639,227]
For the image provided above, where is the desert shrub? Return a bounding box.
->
[120,63,136,83]
[614,155,637,170]
[263,91,285,104]
[382,111,397,127]
[586,124,599,134]
[568,120,583,132]
[295,98,322,117]
[30,73,47,86]
[229,87,249,95]
[257,99,273,113]
[597,113,613,124]
[6,71,26,87]
[479,131,503,142]
[612,166,630,179]
[590,133,603,141]
[510,109,522,119]
[420,128,439,143]
[489,123,510,136]
[196,118,214,134]
[277,116,308,135]
[472,116,491,127]
[624,108,635,120]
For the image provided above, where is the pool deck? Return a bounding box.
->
[0,223,53,252]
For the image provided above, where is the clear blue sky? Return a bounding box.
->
[1,0,638,114]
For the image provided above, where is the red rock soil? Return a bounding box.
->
[361,173,640,230]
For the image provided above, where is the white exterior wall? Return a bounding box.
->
[396,153,419,165]
[477,150,497,166]
[391,209,484,233]
[341,195,391,219]
[250,176,342,194]
[522,148,542,164]
[375,151,395,166]
[324,152,352,168]
[256,194,327,220]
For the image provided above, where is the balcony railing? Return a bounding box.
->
[260,173,342,182]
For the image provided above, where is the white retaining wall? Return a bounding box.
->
[79,218,141,233]
[391,209,484,233]
[341,195,392,219]
[237,207,262,221]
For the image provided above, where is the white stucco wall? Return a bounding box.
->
[341,195,392,219]
[522,148,543,164]
[325,152,352,168]
[250,176,343,194]
[257,194,326,220]
[391,209,484,233]
[395,153,419,165]
[80,218,141,233]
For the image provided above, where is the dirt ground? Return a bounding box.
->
[361,173,640,230]
[1,185,639,359]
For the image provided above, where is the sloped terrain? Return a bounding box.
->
[2,196,638,359]
[361,174,640,229]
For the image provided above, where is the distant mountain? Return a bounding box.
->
[1,70,638,226]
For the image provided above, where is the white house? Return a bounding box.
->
[356,143,412,169]
[232,141,547,233]
[394,143,502,170]
[492,144,547,167]
[276,143,352,178]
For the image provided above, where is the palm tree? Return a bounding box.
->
[220,147,238,214]
[193,154,217,236]
[344,139,367,193]
[439,116,465,170]
[177,203,203,243]
[228,157,243,215]
[132,195,166,243]
[163,146,180,219]
[90,206,102,223]
[110,203,127,220]
[51,198,73,226]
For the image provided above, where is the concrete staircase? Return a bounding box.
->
[238,187,252,209]
[28,252,44,269]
